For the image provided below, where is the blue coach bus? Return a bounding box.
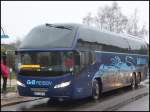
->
[16,23,148,100]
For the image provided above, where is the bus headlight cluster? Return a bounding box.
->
[54,81,71,88]
[17,80,26,87]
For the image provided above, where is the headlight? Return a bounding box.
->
[54,81,71,88]
[18,63,22,70]
[17,80,26,87]
[130,73,132,77]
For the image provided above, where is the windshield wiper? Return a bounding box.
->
[45,23,72,30]
[55,26,72,30]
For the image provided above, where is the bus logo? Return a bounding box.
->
[26,80,52,86]
[27,80,35,85]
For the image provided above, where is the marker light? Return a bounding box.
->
[19,64,40,69]
[17,80,26,87]
[54,81,71,88]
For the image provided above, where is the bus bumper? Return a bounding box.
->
[17,85,73,99]
[17,74,74,99]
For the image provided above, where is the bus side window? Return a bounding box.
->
[80,51,90,68]
[90,51,96,64]
[80,52,85,69]
[85,52,89,65]
[74,52,80,72]
[75,53,80,65]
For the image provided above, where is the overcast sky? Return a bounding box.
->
[1,1,149,43]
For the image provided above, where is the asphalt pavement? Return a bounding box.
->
[1,76,149,111]
[1,78,42,107]
[116,94,149,111]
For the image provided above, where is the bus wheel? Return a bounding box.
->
[92,79,100,100]
[131,73,137,89]
[136,73,141,84]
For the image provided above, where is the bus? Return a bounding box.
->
[15,23,148,101]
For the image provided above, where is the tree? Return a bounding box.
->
[138,24,148,38]
[127,9,139,36]
[83,2,128,33]
[127,9,149,38]
[94,7,105,30]
[82,2,148,39]
[82,12,93,26]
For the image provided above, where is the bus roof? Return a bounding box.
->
[18,23,147,51]
[76,24,147,51]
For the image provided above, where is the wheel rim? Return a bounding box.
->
[95,83,99,96]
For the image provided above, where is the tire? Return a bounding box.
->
[92,79,101,100]
[131,73,138,89]
[136,73,141,84]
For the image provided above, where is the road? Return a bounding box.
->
[1,79,149,111]
[116,94,149,111]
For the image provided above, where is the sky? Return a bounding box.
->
[1,1,149,44]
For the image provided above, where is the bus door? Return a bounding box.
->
[79,51,92,80]
[76,51,93,92]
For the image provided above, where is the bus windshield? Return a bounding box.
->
[17,51,80,76]
[19,25,76,49]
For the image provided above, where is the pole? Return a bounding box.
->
[9,68,13,87]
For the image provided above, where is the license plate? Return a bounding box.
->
[34,92,45,96]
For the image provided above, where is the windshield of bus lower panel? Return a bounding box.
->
[16,51,80,76]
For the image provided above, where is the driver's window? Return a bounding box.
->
[74,52,80,72]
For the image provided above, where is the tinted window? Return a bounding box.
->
[90,51,96,64]
[76,39,104,51]
[17,51,80,76]
[127,38,147,54]
[80,51,92,68]
[78,27,129,50]
[80,52,86,69]
[19,24,76,49]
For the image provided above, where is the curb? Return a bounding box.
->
[1,97,43,107]
[104,92,149,111]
